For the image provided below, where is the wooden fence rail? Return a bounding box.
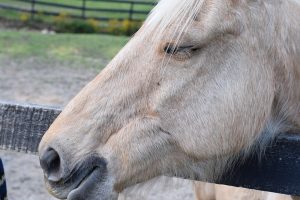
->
[0,101,300,196]
[0,0,155,21]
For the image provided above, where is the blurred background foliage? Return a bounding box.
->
[0,0,156,35]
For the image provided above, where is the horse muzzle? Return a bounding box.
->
[39,147,109,200]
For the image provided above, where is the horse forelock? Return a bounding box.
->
[144,0,205,42]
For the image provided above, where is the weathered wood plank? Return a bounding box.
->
[0,101,299,196]
[0,101,61,154]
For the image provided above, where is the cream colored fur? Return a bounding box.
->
[39,0,300,199]
[194,182,293,200]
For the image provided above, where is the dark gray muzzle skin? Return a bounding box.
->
[39,148,108,200]
[0,159,7,200]
[40,147,62,182]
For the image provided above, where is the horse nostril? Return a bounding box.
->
[40,147,62,182]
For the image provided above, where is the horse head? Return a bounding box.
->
[39,0,300,199]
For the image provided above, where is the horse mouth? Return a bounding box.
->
[46,156,107,199]
[67,167,100,200]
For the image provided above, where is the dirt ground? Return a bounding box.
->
[0,57,195,200]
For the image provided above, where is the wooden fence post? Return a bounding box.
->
[127,2,135,35]
[30,0,36,20]
[81,0,87,19]
[128,2,134,21]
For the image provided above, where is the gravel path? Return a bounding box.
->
[0,57,195,200]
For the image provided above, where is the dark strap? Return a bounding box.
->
[0,159,6,200]
[0,102,61,154]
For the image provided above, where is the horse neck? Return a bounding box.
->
[271,0,300,132]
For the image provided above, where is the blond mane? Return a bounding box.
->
[144,0,204,42]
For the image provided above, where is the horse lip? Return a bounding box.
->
[67,167,101,200]
[67,167,96,190]
[46,156,107,199]
[46,167,94,199]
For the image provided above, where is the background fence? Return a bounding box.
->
[0,0,156,21]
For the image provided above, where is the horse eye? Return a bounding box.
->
[163,44,197,55]
[163,44,178,54]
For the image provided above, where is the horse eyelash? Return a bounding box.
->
[163,44,200,56]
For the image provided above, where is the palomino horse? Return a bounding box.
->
[38,0,300,199]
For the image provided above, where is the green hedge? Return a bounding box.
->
[7,12,143,36]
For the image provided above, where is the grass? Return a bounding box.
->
[0,29,129,69]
